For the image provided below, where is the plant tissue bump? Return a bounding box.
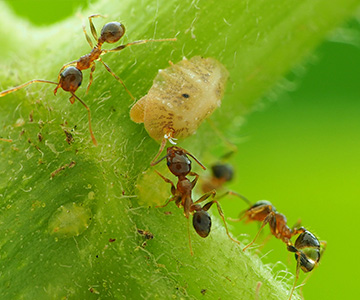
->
[130,56,229,143]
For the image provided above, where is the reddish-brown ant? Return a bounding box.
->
[0,14,176,146]
[152,146,240,255]
[230,200,326,299]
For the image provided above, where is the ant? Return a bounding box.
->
[152,146,240,255]
[0,14,176,146]
[201,150,236,193]
[201,162,234,193]
[230,200,326,300]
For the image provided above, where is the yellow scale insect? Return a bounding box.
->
[130,56,229,163]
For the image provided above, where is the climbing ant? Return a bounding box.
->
[230,200,306,251]
[230,200,326,299]
[152,146,240,255]
[0,14,176,146]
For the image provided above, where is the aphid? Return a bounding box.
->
[0,14,176,146]
[152,146,239,255]
[230,199,326,300]
[129,56,229,163]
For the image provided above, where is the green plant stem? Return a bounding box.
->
[0,0,359,299]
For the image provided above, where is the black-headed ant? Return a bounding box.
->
[152,146,240,255]
[230,200,326,299]
[0,14,176,146]
[201,162,234,193]
[201,150,236,193]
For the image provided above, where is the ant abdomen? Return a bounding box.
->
[59,66,83,93]
[193,210,211,238]
[100,22,125,44]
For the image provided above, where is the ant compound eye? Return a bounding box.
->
[193,211,211,238]
[59,66,83,92]
[100,22,125,43]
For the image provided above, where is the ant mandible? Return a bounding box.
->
[152,146,240,255]
[0,14,176,146]
[230,200,326,300]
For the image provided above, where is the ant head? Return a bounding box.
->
[59,66,83,93]
[294,231,321,273]
[100,22,125,44]
[166,146,192,177]
[193,210,211,238]
[211,163,234,181]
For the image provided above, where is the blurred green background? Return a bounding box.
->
[3,0,359,299]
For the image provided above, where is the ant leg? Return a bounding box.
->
[255,281,262,300]
[99,59,135,100]
[288,253,302,300]
[297,240,326,298]
[188,172,199,189]
[187,216,194,256]
[154,170,176,196]
[178,148,206,170]
[150,129,175,166]
[0,138,12,142]
[0,80,58,97]
[88,14,106,42]
[200,190,240,245]
[155,196,176,208]
[82,23,94,48]
[70,92,97,146]
[200,195,241,245]
[102,37,177,54]
[193,190,216,205]
[150,138,169,166]
[242,209,275,251]
[217,190,251,206]
[86,64,96,94]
